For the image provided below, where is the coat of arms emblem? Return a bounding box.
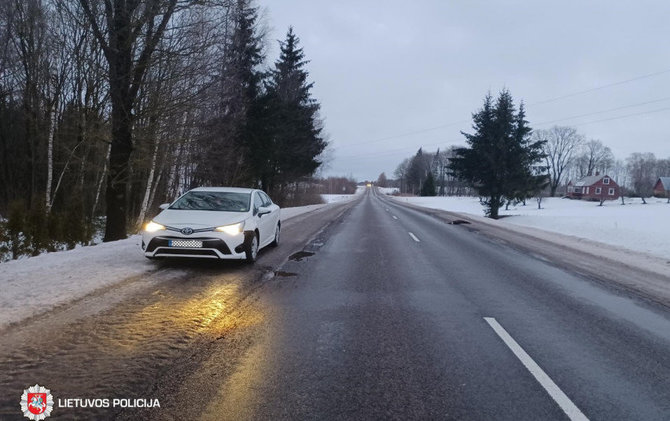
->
[20,384,53,420]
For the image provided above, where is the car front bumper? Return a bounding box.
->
[141,233,249,260]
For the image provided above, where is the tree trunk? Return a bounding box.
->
[50,141,84,209]
[92,144,111,219]
[136,136,160,228]
[103,54,134,241]
[104,117,133,240]
[45,105,56,213]
[147,160,165,213]
[488,196,501,219]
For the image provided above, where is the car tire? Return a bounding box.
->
[245,233,259,263]
[270,223,280,247]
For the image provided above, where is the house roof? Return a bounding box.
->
[658,177,670,189]
[574,174,610,187]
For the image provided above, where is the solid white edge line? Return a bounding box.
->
[483,317,589,421]
[408,232,420,242]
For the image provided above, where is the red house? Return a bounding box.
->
[653,177,670,198]
[566,174,620,201]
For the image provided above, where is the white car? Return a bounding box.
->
[141,187,281,263]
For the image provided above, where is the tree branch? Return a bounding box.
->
[78,0,111,59]
[129,0,177,102]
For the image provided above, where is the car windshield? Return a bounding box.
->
[169,191,250,212]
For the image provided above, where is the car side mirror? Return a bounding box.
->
[159,203,170,210]
[258,206,271,217]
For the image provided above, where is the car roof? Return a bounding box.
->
[189,187,256,194]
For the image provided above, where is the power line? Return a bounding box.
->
[528,68,670,106]
[335,119,468,149]
[534,96,670,126]
[336,104,670,162]
[571,105,670,127]
[334,67,670,150]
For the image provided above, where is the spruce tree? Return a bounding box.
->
[407,148,427,195]
[421,171,436,196]
[195,0,265,186]
[247,27,326,196]
[449,90,546,218]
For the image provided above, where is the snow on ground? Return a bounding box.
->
[393,196,670,260]
[377,187,399,195]
[0,235,150,328]
[321,193,360,204]
[281,204,328,219]
[0,201,344,329]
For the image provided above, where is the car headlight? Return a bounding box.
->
[144,221,166,233]
[215,222,244,235]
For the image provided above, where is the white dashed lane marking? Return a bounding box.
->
[484,317,589,421]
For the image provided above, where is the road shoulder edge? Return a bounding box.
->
[382,193,670,307]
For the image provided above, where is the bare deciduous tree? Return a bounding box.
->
[575,139,614,178]
[78,0,181,241]
[534,126,583,196]
[626,152,657,204]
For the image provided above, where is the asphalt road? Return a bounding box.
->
[2,188,670,420]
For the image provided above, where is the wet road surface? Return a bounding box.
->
[2,189,670,420]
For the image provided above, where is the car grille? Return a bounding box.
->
[146,237,232,254]
[170,240,203,248]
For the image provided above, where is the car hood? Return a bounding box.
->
[153,209,248,228]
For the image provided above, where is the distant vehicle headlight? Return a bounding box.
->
[144,221,166,233]
[216,222,244,235]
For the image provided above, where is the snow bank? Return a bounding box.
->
[281,204,328,219]
[0,235,150,328]
[393,196,670,260]
[378,187,399,195]
[0,201,344,329]
[321,193,361,204]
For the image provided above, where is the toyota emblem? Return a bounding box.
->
[180,227,194,235]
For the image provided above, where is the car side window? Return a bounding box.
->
[253,192,263,214]
[260,192,272,207]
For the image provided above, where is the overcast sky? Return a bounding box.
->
[260,1,670,181]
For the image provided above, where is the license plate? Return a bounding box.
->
[169,240,203,248]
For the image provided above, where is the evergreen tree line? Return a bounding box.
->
[392,90,670,217]
[0,0,327,260]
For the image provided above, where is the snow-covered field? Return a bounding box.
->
[0,201,347,329]
[392,195,670,260]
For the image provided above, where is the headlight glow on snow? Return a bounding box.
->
[145,221,166,232]
[216,222,244,235]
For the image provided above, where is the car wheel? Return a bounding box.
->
[245,233,259,263]
[270,224,280,247]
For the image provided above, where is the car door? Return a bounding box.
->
[254,191,274,245]
[260,191,280,228]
